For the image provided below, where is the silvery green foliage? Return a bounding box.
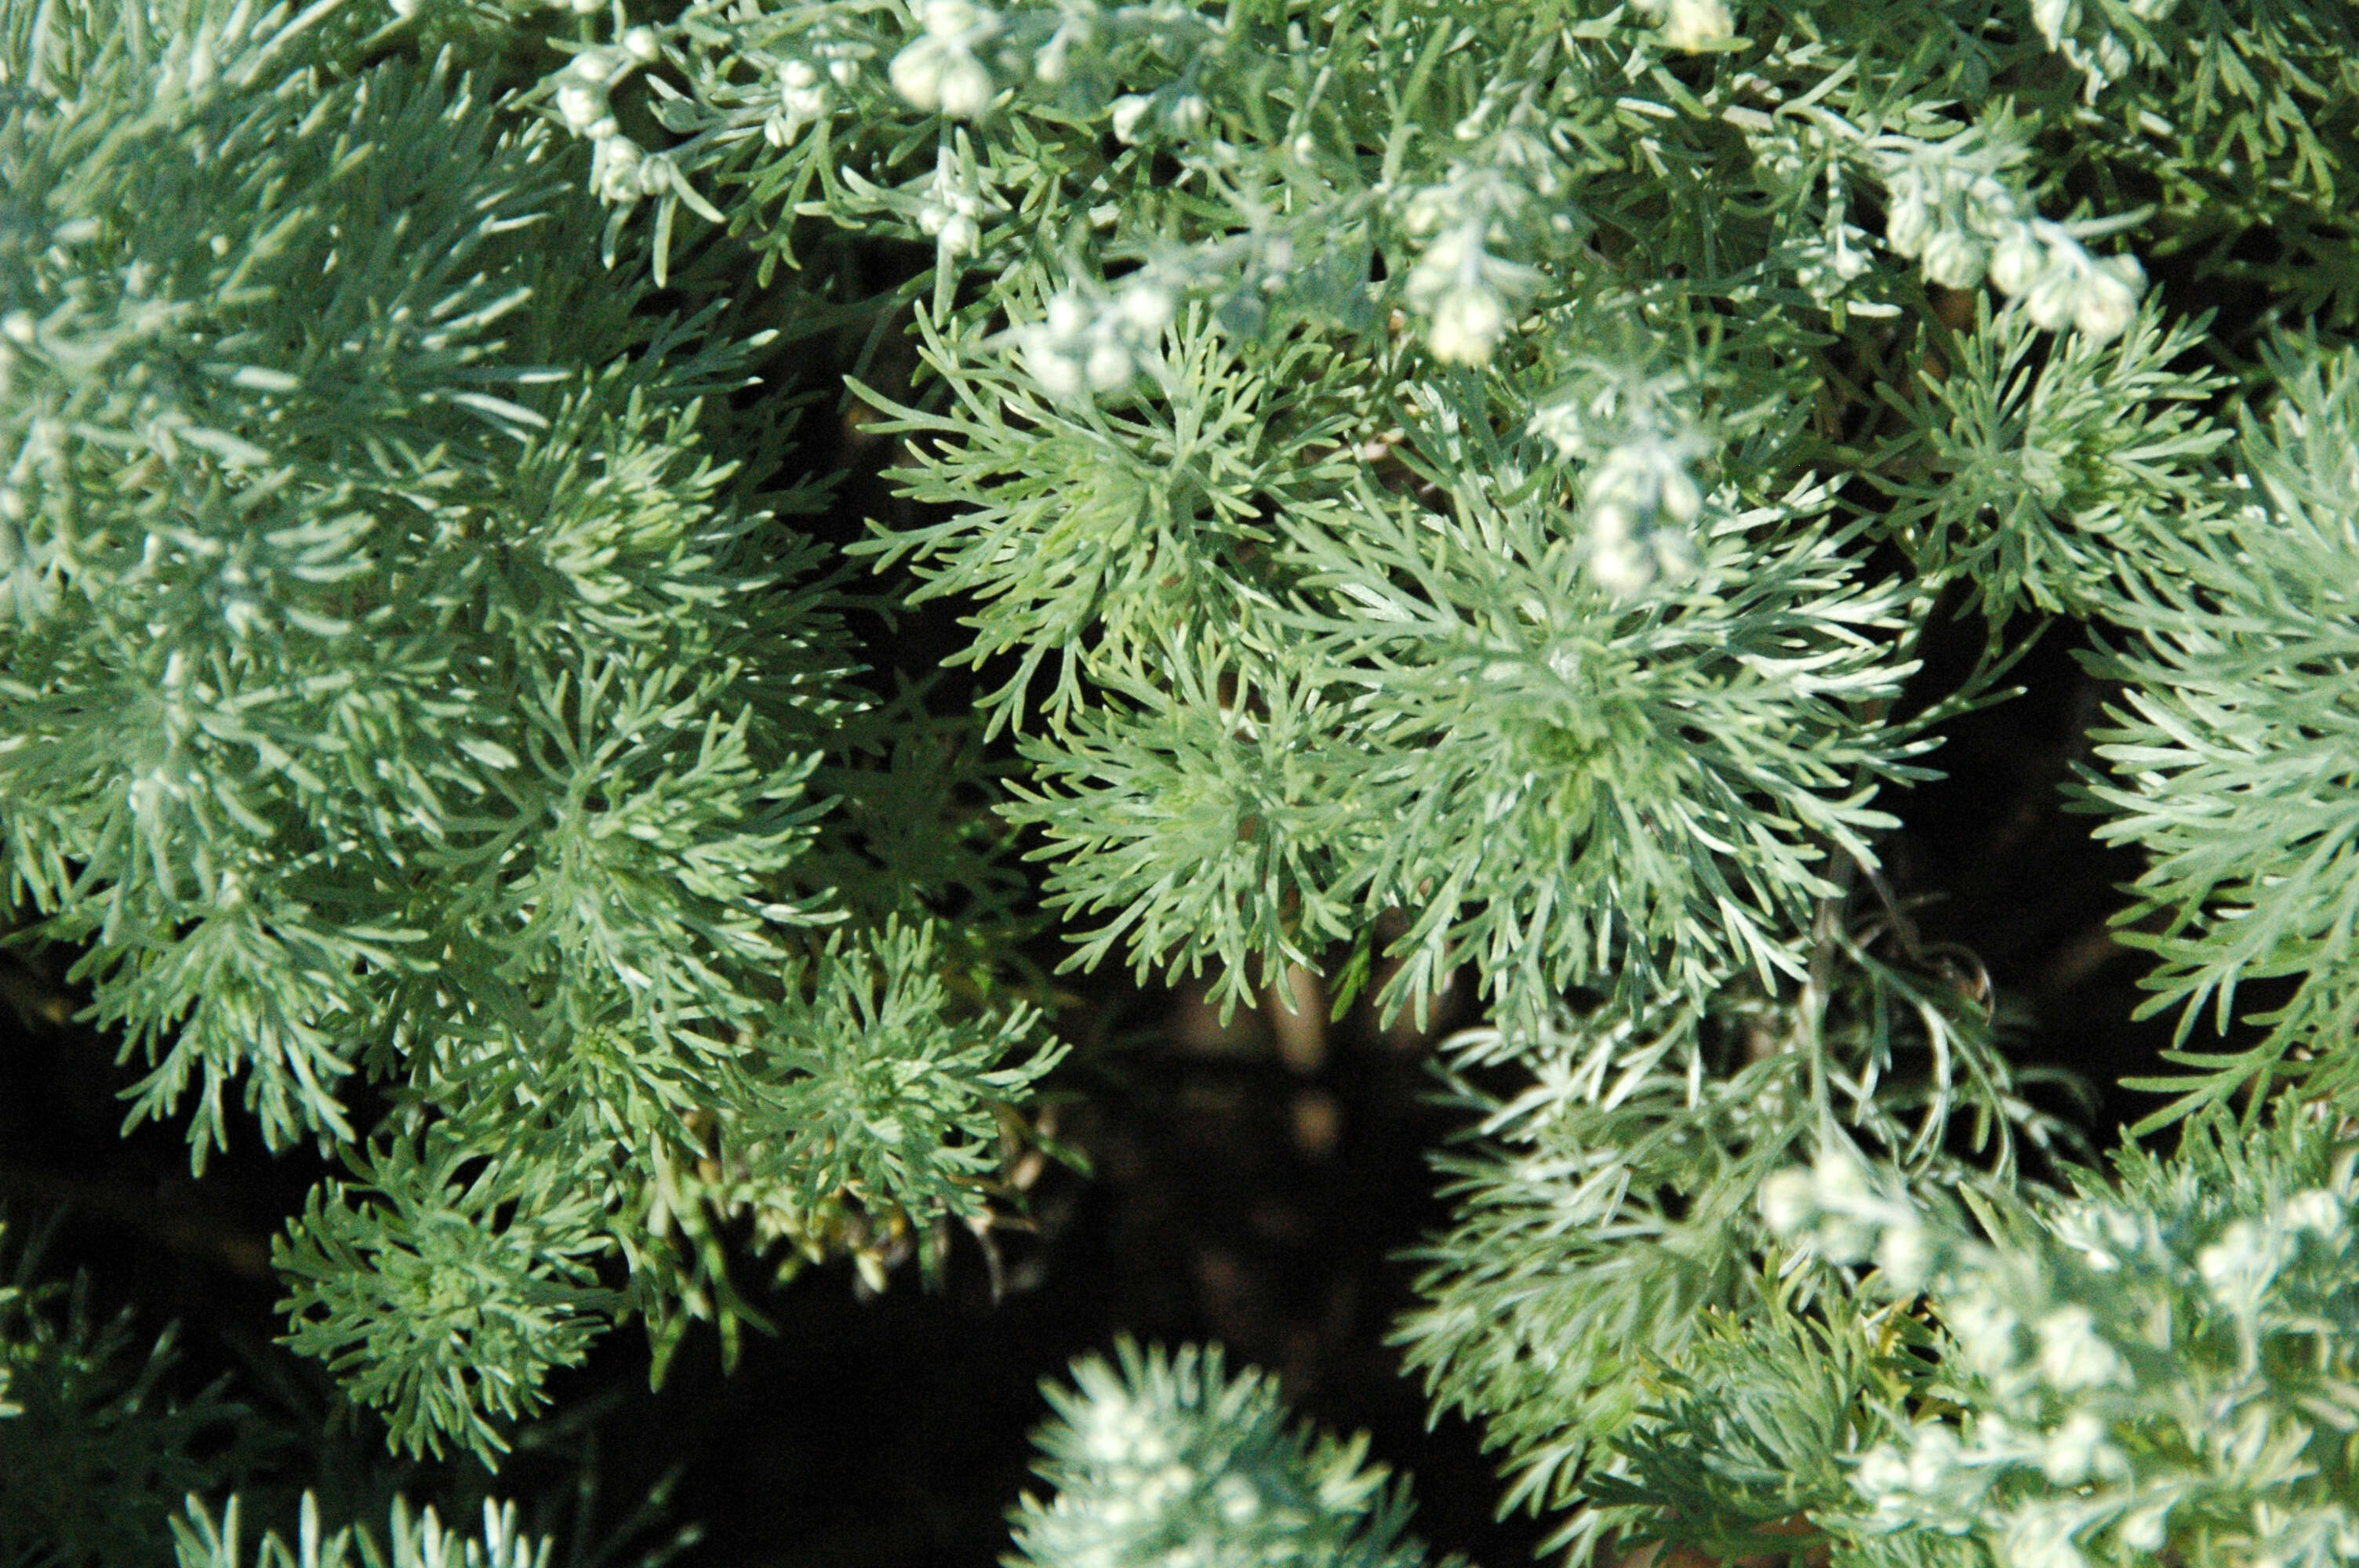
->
[13,0,2359,1555]
[1764,1106,2359,1568]
[1005,1341,1450,1568]
[889,329,1939,1028]
[1580,1278,1973,1568]
[173,1495,548,1568]
[518,0,2254,1048]
[273,1134,623,1461]
[0,0,1058,1461]
[1394,912,2076,1561]
[480,0,2359,1556]
[1866,295,2231,622]
[2081,335,2359,1131]
[539,0,2165,375]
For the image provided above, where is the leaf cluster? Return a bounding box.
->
[0,0,1063,1463]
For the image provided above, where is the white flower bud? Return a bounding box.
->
[2072,254,2143,341]
[572,44,630,84]
[1962,172,2016,227]
[592,136,645,203]
[1027,343,1085,399]
[1415,227,1474,282]
[622,26,660,60]
[2072,273,2136,340]
[2287,1188,2343,1236]
[935,53,995,118]
[2023,263,2081,332]
[1166,91,1209,139]
[2034,1305,2124,1389]
[782,59,820,89]
[1852,1446,1912,1503]
[936,212,980,255]
[829,57,860,86]
[1085,339,1132,390]
[1589,498,1638,547]
[556,80,609,132]
[889,38,954,110]
[1989,226,2046,295]
[919,0,989,37]
[1921,227,1989,289]
[1884,189,1934,257]
[2041,1412,2109,1485]
[2004,1508,2091,1568]
[1046,294,1089,339]
[2033,0,2078,45]
[2117,1501,2171,1552]
[569,0,598,15]
[1590,538,1652,597]
[1656,0,1735,51]
[1946,1294,2022,1373]
[1759,1168,1816,1236]
[1110,93,1153,144]
[1119,284,1176,335]
[778,77,830,134]
[0,311,34,346]
[2197,1217,2286,1310]
[1874,1219,1930,1290]
[636,151,679,198]
[1656,463,1702,524]
[1427,289,1505,364]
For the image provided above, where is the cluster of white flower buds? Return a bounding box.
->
[2031,0,2178,101]
[769,60,829,146]
[1050,1367,1278,1544]
[2194,1186,2343,1319]
[1400,163,1553,367]
[1772,1150,2359,1568]
[1010,280,1176,399]
[1108,82,1209,144]
[1631,0,1738,52]
[1852,1417,2147,1568]
[1579,434,1707,596]
[546,28,725,230]
[1784,162,1887,312]
[914,143,1000,263]
[1759,1152,1936,1282]
[760,38,871,148]
[1880,148,2146,341]
[889,0,1004,119]
[1530,389,1711,597]
[1793,221,1878,307]
[553,27,661,143]
[1407,227,1507,367]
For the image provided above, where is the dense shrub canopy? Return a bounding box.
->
[5,0,2359,1563]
